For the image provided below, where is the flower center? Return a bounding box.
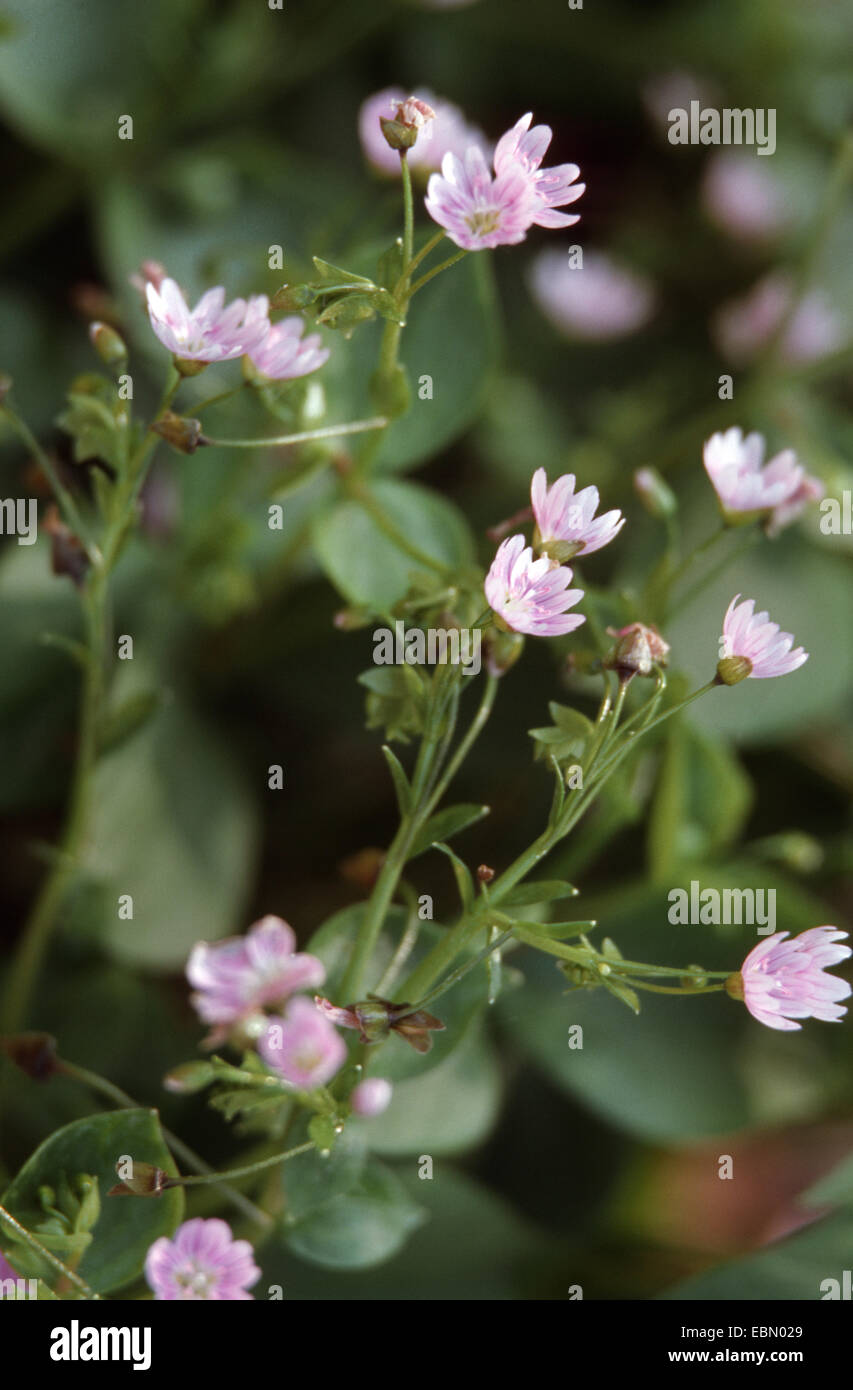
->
[175,1261,215,1298]
[466,208,501,237]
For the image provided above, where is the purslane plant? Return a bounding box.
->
[0,92,848,1300]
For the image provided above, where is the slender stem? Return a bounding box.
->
[170,1142,314,1187]
[400,230,446,283]
[0,405,95,558]
[58,1060,272,1231]
[373,889,421,997]
[202,417,388,449]
[411,927,515,1012]
[400,151,414,269]
[409,251,468,298]
[624,979,726,996]
[422,672,499,817]
[0,1203,100,1299]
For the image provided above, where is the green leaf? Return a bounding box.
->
[1,1110,184,1295]
[311,257,376,287]
[365,1027,502,1158]
[801,1151,853,1208]
[359,664,428,743]
[432,842,475,912]
[647,721,752,881]
[98,689,160,754]
[57,377,124,469]
[283,1158,426,1270]
[500,880,579,908]
[408,802,490,858]
[530,703,594,765]
[313,478,474,609]
[282,1128,368,1223]
[82,698,258,968]
[381,744,412,816]
[664,1207,853,1300]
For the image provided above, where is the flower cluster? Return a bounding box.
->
[703,426,823,533]
[146,277,329,379]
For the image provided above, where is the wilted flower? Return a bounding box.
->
[314,995,446,1053]
[485,535,585,638]
[350,1078,393,1117]
[703,427,804,521]
[531,467,625,559]
[713,274,846,366]
[701,152,789,242]
[359,87,486,177]
[425,146,544,250]
[529,250,654,341]
[247,317,329,380]
[717,594,808,683]
[144,1218,260,1301]
[729,927,851,1032]
[259,997,347,1088]
[493,112,585,230]
[187,915,326,1037]
[146,278,270,364]
[605,622,670,678]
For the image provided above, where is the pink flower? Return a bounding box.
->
[145,1219,259,1300]
[146,278,270,363]
[425,146,543,250]
[351,1078,393,1117]
[531,467,624,557]
[0,1252,21,1281]
[766,475,825,538]
[484,534,585,638]
[703,428,804,520]
[259,997,347,1088]
[718,595,808,681]
[735,928,851,1032]
[713,274,846,366]
[187,915,326,1031]
[529,249,654,341]
[248,317,329,380]
[493,113,585,230]
[701,153,789,242]
[359,87,487,177]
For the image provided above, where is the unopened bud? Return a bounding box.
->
[151,410,204,454]
[44,505,89,588]
[380,97,435,152]
[162,1060,217,1094]
[634,466,677,519]
[477,864,495,883]
[724,972,745,1001]
[716,655,752,686]
[605,622,670,679]
[89,321,128,368]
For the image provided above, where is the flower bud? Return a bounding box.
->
[724,971,745,1000]
[716,654,752,685]
[633,466,677,519]
[44,505,89,588]
[483,625,525,677]
[477,864,495,883]
[0,1031,59,1081]
[350,1077,393,1117]
[380,97,436,152]
[151,410,204,454]
[604,622,669,679]
[88,321,128,368]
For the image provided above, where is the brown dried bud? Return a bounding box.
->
[604,622,670,679]
[338,847,386,890]
[477,864,495,883]
[151,410,204,454]
[109,1160,172,1198]
[44,505,89,588]
[0,1031,59,1081]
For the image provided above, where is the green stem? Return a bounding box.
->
[0,405,95,558]
[58,1060,272,1231]
[201,417,388,449]
[400,151,414,269]
[400,230,446,283]
[421,672,499,816]
[168,1142,314,1188]
[409,251,468,298]
[0,1203,100,1299]
[624,979,726,996]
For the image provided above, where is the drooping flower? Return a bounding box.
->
[259,996,347,1088]
[425,146,544,250]
[703,428,804,521]
[529,249,655,341]
[485,535,585,638]
[717,595,808,684]
[701,152,789,242]
[187,915,326,1035]
[531,467,625,559]
[247,317,329,380]
[146,278,270,364]
[359,87,487,177]
[493,113,585,230]
[766,474,825,538]
[729,927,851,1032]
[713,274,846,366]
[145,1218,260,1300]
[350,1078,393,1117]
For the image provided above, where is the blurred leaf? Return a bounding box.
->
[802,1151,853,1208]
[381,743,412,816]
[312,478,473,609]
[359,664,428,743]
[500,880,579,908]
[664,1208,853,1300]
[282,1128,368,1224]
[647,721,752,881]
[409,802,490,858]
[282,1157,426,1270]
[1,1110,183,1294]
[83,698,259,968]
[431,842,475,912]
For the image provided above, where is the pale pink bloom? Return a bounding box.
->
[359,87,487,177]
[351,1078,393,1117]
[146,278,270,363]
[529,249,654,341]
[259,996,347,1089]
[703,427,804,519]
[425,146,543,250]
[187,915,325,1030]
[720,595,808,678]
[314,996,360,1030]
[713,274,846,366]
[484,534,585,638]
[248,317,329,380]
[739,928,851,1032]
[145,1218,260,1300]
[493,113,585,230]
[531,467,624,556]
[766,474,825,538]
[701,153,789,242]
